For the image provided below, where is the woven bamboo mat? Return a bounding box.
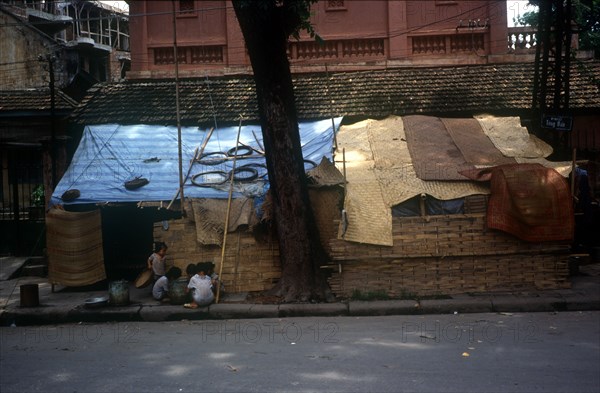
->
[336,116,489,246]
[403,115,474,180]
[191,198,254,246]
[476,115,553,158]
[47,208,106,286]
[441,117,516,166]
[369,116,489,207]
[307,157,345,186]
[336,119,392,246]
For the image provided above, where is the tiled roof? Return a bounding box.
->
[0,89,78,113]
[71,61,600,125]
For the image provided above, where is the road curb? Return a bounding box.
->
[209,303,279,319]
[490,296,565,313]
[2,297,599,326]
[279,303,348,317]
[418,298,494,314]
[348,300,420,316]
[563,297,600,311]
[139,304,209,322]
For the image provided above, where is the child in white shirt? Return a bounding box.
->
[184,263,214,308]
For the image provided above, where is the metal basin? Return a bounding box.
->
[84,296,109,308]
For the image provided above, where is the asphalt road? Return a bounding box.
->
[1,312,599,393]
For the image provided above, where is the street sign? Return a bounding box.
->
[541,114,573,131]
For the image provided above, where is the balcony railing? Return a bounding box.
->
[412,33,485,55]
[287,38,385,62]
[154,46,224,65]
[508,26,537,53]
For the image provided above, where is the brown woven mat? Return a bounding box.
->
[369,116,489,207]
[307,157,345,186]
[403,115,474,180]
[47,208,106,287]
[441,117,516,166]
[191,198,254,246]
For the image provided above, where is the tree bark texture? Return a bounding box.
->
[232,1,330,302]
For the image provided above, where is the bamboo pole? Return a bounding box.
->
[325,64,339,158]
[172,1,184,215]
[167,127,214,210]
[340,147,348,237]
[216,116,243,303]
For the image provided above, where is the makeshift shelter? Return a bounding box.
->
[48,118,342,288]
[327,115,573,297]
[49,112,574,296]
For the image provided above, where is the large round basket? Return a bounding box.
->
[135,269,153,288]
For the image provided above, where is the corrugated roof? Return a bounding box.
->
[70,61,600,125]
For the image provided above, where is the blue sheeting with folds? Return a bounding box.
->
[50,118,342,206]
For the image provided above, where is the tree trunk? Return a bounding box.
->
[233,2,331,302]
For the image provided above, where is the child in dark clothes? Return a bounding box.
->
[152,266,181,301]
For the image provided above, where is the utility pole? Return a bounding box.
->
[172,1,184,216]
[49,54,57,189]
[40,53,57,189]
[532,0,573,160]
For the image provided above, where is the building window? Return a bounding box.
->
[326,1,346,11]
[179,0,195,15]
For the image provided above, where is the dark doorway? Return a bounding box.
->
[99,204,155,281]
[0,146,46,256]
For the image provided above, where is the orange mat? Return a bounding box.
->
[483,164,574,242]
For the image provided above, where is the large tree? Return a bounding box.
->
[232,0,332,302]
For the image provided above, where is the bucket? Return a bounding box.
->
[20,284,39,307]
[108,280,129,306]
[169,278,189,305]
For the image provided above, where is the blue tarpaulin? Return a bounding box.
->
[51,118,342,206]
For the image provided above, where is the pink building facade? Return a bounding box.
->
[128,0,523,79]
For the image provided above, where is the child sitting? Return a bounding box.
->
[184,262,214,308]
[152,267,181,301]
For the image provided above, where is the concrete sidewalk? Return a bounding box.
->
[1,263,599,326]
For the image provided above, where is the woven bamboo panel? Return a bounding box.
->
[154,216,281,294]
[329,214,570,261]
[154,188,344,293]
[328,253,570,297]
[327,212,570,296]
[309,187,343,254]
[464,195,488,214]
[47,209,106,287]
